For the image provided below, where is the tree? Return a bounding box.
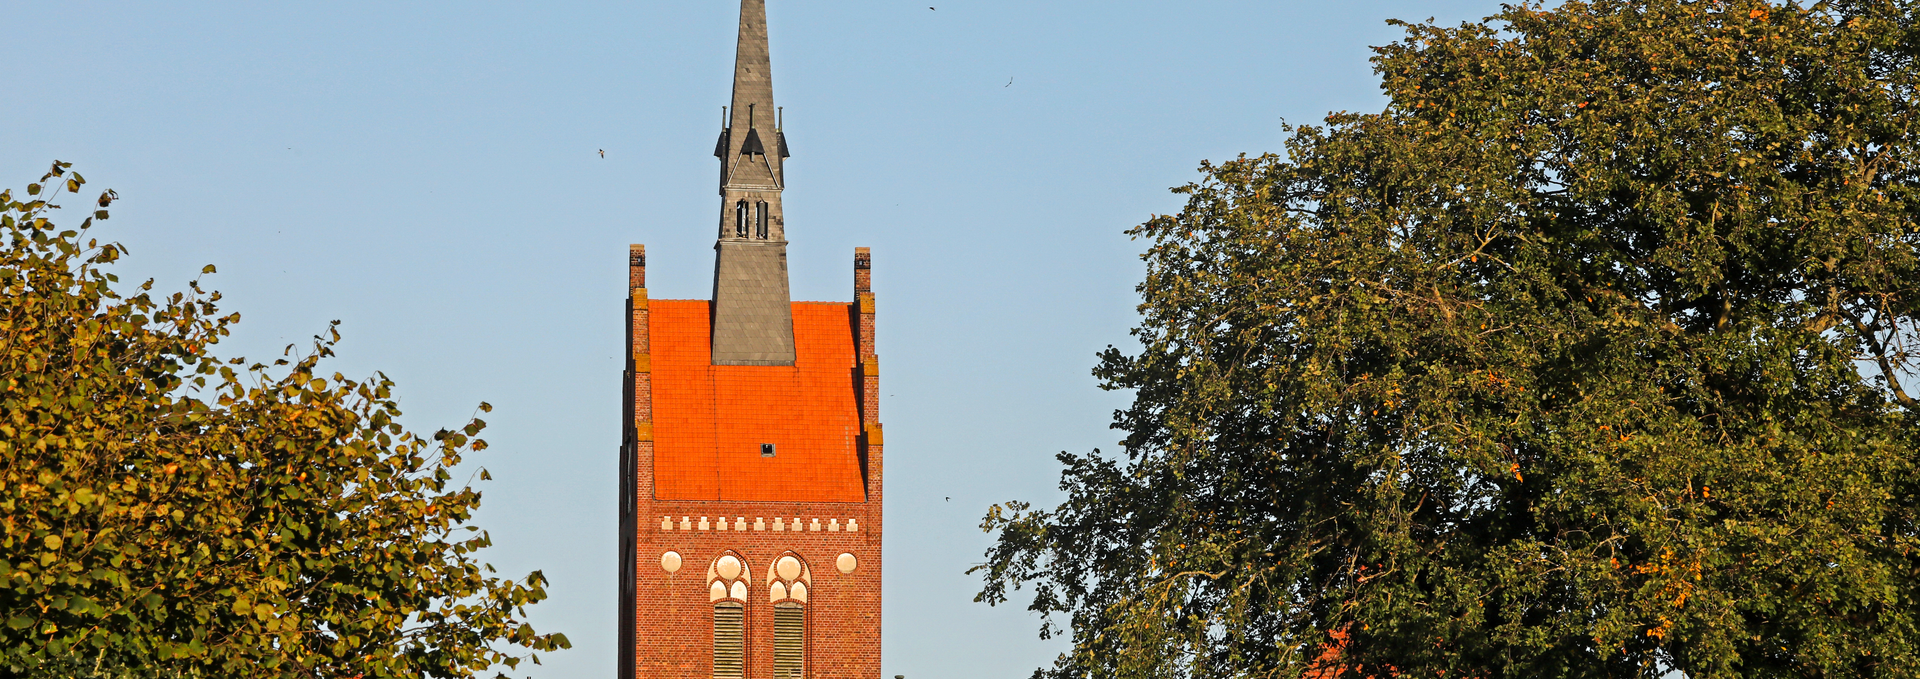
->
[0,162,568,678]
[974,1,1920,677]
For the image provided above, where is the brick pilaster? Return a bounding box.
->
[631,244,654,498]
[854,248,882,546]
[624,244,654,679]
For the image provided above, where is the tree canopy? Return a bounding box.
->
[0,163,566,677]
[976,1,1920,677]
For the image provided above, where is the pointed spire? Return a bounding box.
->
[710,0,795,366]
[722,0,782,188]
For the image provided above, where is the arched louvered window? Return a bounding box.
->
[755,201,770,239]
[767,554,810,678]
[709,553,752,679]
[713,601,745,679]
[735,200,750,238]
[774,602,804,679]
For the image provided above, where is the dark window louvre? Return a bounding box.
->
[735,201,750,238]
[774,602,805,679]
[714,602,745,679]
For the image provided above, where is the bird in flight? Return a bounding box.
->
[1005,77,1013,87]
[598,149,605,158]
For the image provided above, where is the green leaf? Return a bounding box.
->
[972,4,1920,678]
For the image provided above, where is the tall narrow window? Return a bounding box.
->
[735,201,750,238]
[714,602,745,679]
[710,554,752,678]
[768,554,810,678]
[755,201,770,239]
[773,602,804,679]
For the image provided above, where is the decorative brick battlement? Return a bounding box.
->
[659,516,862,532]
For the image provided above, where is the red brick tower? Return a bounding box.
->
[619,2,882,677]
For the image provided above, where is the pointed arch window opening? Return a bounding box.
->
[709,552,753,679]
[766,553,810,678]
[755,201,770,239]
[735,200,750,239]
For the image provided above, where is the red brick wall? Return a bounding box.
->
[632,510,881,679]
[623,246,882,679]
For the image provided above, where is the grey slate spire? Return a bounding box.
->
[710,0,795,366]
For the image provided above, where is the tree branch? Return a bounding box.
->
[1843,308,1918,414]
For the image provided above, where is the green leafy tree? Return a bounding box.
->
[0,162,568,677]
[974,1,1920,677]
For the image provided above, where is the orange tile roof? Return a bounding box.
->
[650,300,866,502]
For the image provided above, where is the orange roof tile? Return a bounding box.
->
[650,299,866,502]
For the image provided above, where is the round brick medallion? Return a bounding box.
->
[836,552,857,574]
[776,555,802,581]
[660,551,683,574]
[717,555,742,580]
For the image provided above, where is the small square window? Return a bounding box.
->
[761,444,776,458]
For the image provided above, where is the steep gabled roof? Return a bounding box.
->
[650,299,866,502]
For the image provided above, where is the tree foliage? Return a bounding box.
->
[0,163,567,677]
[976,1,1920,677]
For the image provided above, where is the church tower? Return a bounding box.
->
[619,1,884,677]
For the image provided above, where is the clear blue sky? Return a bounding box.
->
[6,1,1497,676]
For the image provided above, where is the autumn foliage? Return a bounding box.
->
[0,163,566,677]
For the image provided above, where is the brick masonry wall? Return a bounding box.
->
[633,509,881,679]
[625,246,882,679]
